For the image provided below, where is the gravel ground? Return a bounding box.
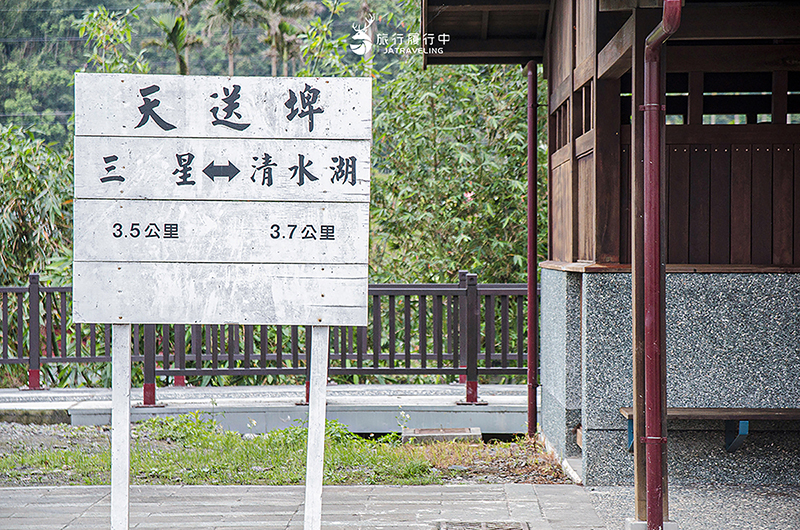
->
[588,484,800,530]
[0,421,110,456]
[0,422,112,487]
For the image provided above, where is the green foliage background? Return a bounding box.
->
[0,124,72,285]
[0,0,548,287]
[371,59,548,283]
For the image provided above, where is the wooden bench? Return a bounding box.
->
[619,407,800,453]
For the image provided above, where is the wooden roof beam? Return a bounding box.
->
[675,5,800,41]
[427,0,549,10]
[598,15,634,79]
[431,37,544,57]
[667,44,800,73]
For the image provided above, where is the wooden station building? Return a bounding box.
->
[423,0,800,491]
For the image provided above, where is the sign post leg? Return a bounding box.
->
[303,326,329,530]
[111,324,131,530]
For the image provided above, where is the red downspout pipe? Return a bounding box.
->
[526,60,538,438]
[643,2,681,530]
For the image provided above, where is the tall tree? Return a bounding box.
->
[298,0,548,283]
[205,0,252,76]
[253,0,315,76]
[147,0,205,73]
[143,15,200,74]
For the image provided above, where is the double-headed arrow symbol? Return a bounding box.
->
[203,161,240,181]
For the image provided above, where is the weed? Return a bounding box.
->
[0,415,568,487]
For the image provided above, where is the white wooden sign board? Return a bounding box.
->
[73,137,370,202]
[74,73,371,530]
[74,74,371,139]
[73,73,371,327]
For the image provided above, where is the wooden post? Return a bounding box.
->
[303,326,330,530]
[111,324,131,530]
[526,60,539,437]
[143,324,156,406]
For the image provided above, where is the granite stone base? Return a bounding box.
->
[542,269,800,486]
[582,423,800,486]
[542,388,582,458]
[540,269,583,459]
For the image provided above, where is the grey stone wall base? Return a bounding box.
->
[573,271,800,486]
[541,389,581,458]
[669,428,800,486]
[540,268,583,461]
[564,409,582,457]
[541,388,566,456]
[582,427,800,486]
[581,429,633,486]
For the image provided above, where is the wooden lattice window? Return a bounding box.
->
[701,72,772,125]
[552,101,570,151]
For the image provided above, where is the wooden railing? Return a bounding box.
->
[1,272,533,403]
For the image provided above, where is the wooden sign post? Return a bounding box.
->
[73,73,371,530]
[304,326,330,530]
[111,324,131,530]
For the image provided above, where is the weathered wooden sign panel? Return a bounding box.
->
[73,73,371,326]
[73,137,370,201]
[74,200,368,263]
[74,74,371,139]
[75,263,366,324]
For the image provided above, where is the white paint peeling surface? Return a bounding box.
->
[74,137,370,201]
[74,262,367,325]
[74,73,370,326]
[74,74,371,139]
[73,200,369,263]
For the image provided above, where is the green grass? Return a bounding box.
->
[0,414,436,486]
[129,414,436,486]
[0,413,567,486]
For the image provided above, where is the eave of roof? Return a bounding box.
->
[422,0,550,67]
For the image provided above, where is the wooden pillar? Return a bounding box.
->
[304,326,330,530]
[773,71,788,126]
[111,324,131,530]
[527,60,539,437]
[595,77,622,262]
[659,27,670,527]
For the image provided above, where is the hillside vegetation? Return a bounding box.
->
[1,0,548,286]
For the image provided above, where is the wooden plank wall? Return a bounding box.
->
[615,64,800,266]
[551,161,574,262]
[578,153,596,260]
[546,3,800,268]
[575,0,594,72]
[547,0,575,262]
[618,138,800,265]
[550,0,573,90]
[665,141,800,265]
[548,0,597,263]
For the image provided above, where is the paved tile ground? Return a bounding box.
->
[3,386,799,528]
[5,483,800,530]
[588,484,800,530]
[0,484,607,530]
